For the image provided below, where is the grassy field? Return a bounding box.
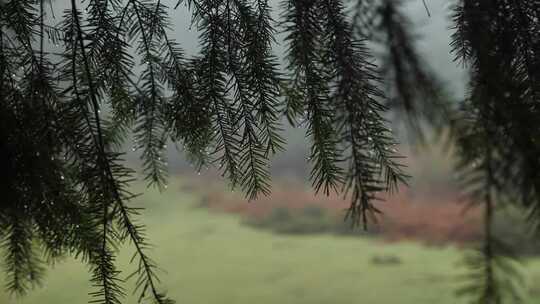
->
[1,177,540,304]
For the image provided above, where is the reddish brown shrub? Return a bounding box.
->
[196,181,482,246]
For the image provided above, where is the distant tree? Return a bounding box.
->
[0,0,538,303]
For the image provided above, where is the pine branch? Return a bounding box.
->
[322,0,406,227]
[354,0,453,139]
[130,0,168,190]
[68,3,126,304]
[197,3,241,187]
[64,2,170,303]
[456,125,524,304]
[283,0,343,196]
[1,215,44,297]
[450,1,538,301]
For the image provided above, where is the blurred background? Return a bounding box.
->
[2,0,540,303]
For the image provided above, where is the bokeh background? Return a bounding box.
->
[2,0,540,303]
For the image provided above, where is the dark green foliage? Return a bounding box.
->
[181,0,285,199]
[247,206,333,234]
[0,0,539,303]
[450,0,540,302]
[492,207,540,256]
[352,0,454,139]
[457,239,524,304]
[282,0,407,229]
[243,206,381,236]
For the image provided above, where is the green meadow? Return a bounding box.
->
[2,177,540,304]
